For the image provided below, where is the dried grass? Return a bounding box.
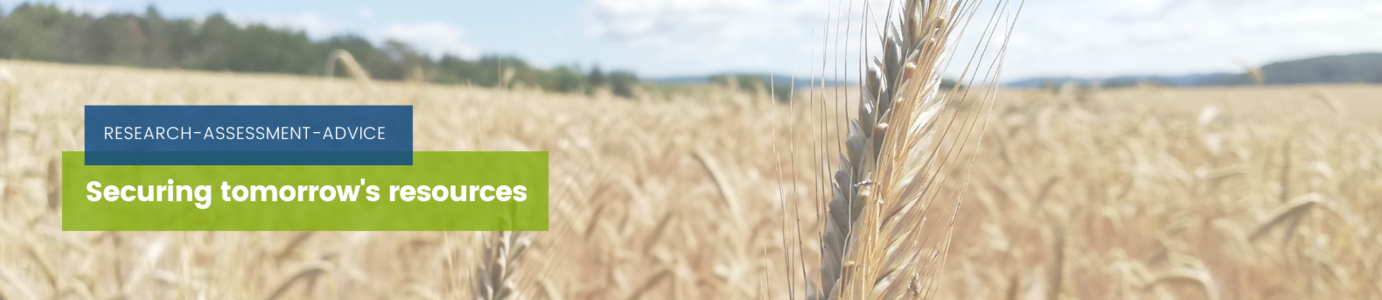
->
[0,38,1379,300]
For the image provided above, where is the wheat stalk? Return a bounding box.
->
[625,269,671,300]
[692,148,743,219]
[273,231,315,264]
[1248,194,1322,244]
[0,265,39,300]
[474,231,530,300]
[325,49,372,84]
[809,0,1022,299]
[1310,89,1345,117]
[815,1,959,295]
[1142,268,1220,300]
[1234,59,1264,85]
[1045,224,1066,300]
[46,158,59,211]
[263,262,328,300]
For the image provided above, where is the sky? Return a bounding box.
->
[6,0,1382,81]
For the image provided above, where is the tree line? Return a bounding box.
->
[0,3,640,97]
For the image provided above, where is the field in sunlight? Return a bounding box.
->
[1,60,1378,299]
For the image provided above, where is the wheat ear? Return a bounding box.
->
[474,231,530,300]
[817,1,958,297]
[47,158,60,211]
[325,49,372,84]
[814,0,1020,299]
[1142,268,1220,300]
[263,262,328,300]
[1248,194,1321,243]
[1234,59,1264,85]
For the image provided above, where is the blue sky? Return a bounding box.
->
[7,0,1382,80]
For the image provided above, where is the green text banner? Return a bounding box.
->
[62,151,548,231]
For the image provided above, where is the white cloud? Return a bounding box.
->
[229,12,337,39]
[584,0,1382,80]
[58,0,112,16]
[582,0,1018,79]
[1003,0,1382,78]
[584,0,843,75]
[585,0,828,48]
[373,22,480,60]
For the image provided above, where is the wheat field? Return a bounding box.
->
[1,59,1380,299]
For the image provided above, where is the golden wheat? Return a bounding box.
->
[325,49,372,84]
[0,45,1377,300]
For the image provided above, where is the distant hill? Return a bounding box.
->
[1205,53,1382,85]
[652,73,850,88]
[1005,73,1232,89]
[1006,52,1382,88]
[650,73,976,90]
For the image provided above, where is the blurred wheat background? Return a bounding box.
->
[0,58,1379,299]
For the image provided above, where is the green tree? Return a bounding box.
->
[587,65,605,88]
[0,2,639,98]
[139,6,176,68]
[0,4,66,61]
[608,71,638,98]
